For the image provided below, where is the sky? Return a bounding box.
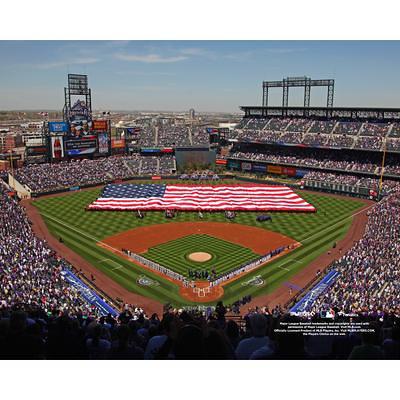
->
[1,40,400,112]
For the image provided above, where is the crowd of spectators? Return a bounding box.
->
[231,118,397,150]
[384,164,400,175]
[138,127,156,146]
[12,155,178,193]
[307,187,400,317]
[302,134,329,146]
[238,130,282,143]
[1,301,398,359]
[354,136,383,150]
[279,131,304,144]
[235,119,249,129]
[235,118,395,139]
[359,122,391,137]
[333,121,363,135]
[302,171,399,193]
[386,139,400,152]
[158,127,191,146]
[389,123,400,137]
[191,128,210,145]
[140,157,159,175]
[159,155,176,174]
[308,120,337,134]
[267,118,292,131]
[245,118,269,130]
[286,118,313,133]
[0,184,102,319]
[229,148,390,175]
[326,135,355,148]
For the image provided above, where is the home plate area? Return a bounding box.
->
[99,221,300,302]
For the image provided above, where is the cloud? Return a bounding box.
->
[35,57,99,69]
[179,48,211,57]
[115,53,188,63]
[265,47,308,54]
[115,70,176,77]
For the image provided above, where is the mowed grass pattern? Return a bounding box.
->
[33,180,367,305]
[144,234,259,276]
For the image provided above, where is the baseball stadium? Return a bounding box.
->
[1,71,399,360]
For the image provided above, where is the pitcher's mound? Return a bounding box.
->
[188,252,212,262]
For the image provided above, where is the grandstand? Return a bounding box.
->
[225,104,400,200]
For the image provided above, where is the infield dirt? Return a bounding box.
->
[101,221,299,255]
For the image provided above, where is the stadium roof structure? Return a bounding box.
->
[240,105,400,120]
[262,76,335,109]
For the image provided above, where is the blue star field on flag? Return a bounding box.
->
[101,184,166,199]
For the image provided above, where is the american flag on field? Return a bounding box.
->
[88,184,316,212]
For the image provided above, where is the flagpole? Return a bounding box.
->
[378,137,387,198]
[9,150,14,189]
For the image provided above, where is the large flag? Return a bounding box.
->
[88,184,316,212]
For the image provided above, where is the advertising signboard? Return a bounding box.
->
[25,155,47,164]
[51,136,64,159]
[227,159,240,170]
[282,166,296,176]
[111,138,126,149]
[92,120,108,131]
[97,132,109,154]
[26,145,48,156]
[267,165,282,175]
[241,162,252,171]
[253,164,267,172]
[49,121,69,133]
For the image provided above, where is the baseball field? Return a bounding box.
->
[31,179,367,306]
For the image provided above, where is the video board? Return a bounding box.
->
[97,132,110,155]
[65,136,97,156]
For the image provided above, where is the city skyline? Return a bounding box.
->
[1,40,400,112]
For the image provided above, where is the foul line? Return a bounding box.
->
[99,258,124,271]
[40,212,127,258]
[299,202,374,245]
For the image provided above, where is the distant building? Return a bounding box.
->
[189,108,195,120]
[22,131,47,146]
[0,133,23,153]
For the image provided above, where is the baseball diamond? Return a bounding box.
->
[30,180,367,306]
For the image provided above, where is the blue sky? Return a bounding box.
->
[1,40,400,112]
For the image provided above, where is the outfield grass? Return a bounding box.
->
[33,180,366,306]
[143,234,259,277]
